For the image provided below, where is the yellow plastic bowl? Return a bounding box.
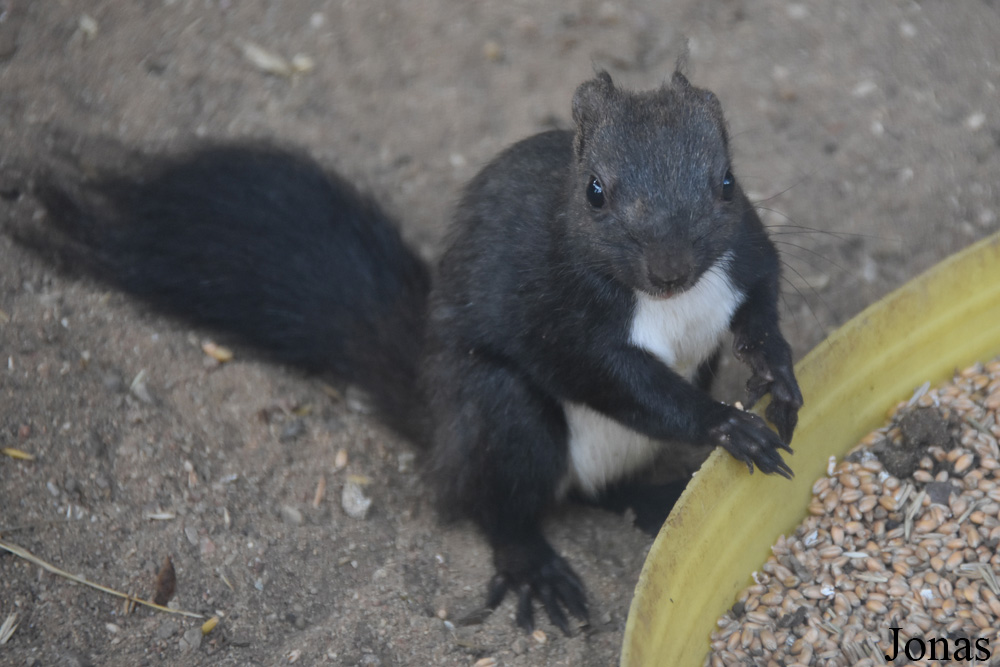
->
[621,231,1000,666]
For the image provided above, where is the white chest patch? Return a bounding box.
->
[628,250,743,380]
[562,252,744,496]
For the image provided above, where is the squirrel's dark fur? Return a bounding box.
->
[23,72,802,634]
[32,146,431,442]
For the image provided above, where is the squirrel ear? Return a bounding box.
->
[670,70,691,90]
[664,71,724,115]
[572,71,615,128]
[572,71,615,157]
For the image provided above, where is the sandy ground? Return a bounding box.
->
[1,1,998,665]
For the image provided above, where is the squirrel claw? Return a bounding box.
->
[744,363,802,445]
[766,396,799,445]
[488,542,588,635]
[734,329,803,445]
[711,408,794,478]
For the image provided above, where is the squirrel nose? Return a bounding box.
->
[647,271,687,294]
[646,253,692,294]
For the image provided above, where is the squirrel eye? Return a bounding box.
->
[586,176,605,208]
[721,170,735,202]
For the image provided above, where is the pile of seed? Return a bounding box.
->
[705,358,1000,667]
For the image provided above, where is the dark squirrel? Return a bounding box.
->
[24,71,802,634]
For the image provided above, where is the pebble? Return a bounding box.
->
[155,619,179,640]
[199,536,216,558]
[397,451,416,474]
[965,112,986,131]
[178,625,202,651]
[129,370,155,404]
[334,448,348,470]
[341,480,372,519]
[851,80,878,98]
[279,418,306,442]
[78,14,98,40]
[280,504,304,526]
[482,40,502,62]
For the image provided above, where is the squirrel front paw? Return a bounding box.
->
[709,407,794,479]
[486,539,589,635]
[734,333,803,443]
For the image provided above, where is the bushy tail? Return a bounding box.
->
[31,144,431,443]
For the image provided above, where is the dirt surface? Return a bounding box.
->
[1,1,998,665]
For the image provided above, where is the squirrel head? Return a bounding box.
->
[568,71,748,298]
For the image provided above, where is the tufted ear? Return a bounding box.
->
[662,70,726,137]
[666,71,722,109]
[669,69,691,90]
[572,71,615,157]
[572,71,615,127]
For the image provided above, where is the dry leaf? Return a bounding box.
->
[202,341,233,363]
[1,447,34,461]
[238,40,292,76]
[0,613,17,645]
[152,555,176,606]
[312,475,326,508]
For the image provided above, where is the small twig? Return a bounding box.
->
[0,539,203,619]
[0,613,17,645]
